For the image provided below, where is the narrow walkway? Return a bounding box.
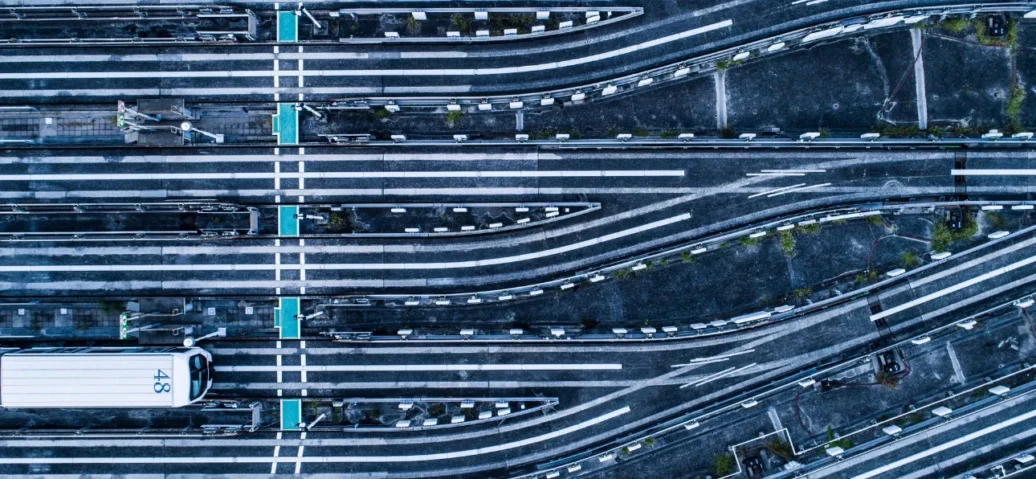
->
[910,28,928,130]
[714,69,728,129]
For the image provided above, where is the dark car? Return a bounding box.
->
[987,15,1006,37]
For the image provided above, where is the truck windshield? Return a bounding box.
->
[189,354,209,400]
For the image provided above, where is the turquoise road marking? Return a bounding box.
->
[274,307,281,328]
[272,103,299,145]
[279,297,300,339]
[280,399,302,430]
[277,11,298,43]
[278,205,299,236]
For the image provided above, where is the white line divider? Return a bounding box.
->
[0,406,632,464]
[950,169,1036,176]
[216,363,622,372]
[870,253,1036,321]
[0,170,685,181]
[767,183,831,197]
[0,52,371,63]
[0,20,732,80]
[748,183,806,198]
[679,367,736,389]
[760,169,827,173]
[0,214,690,273]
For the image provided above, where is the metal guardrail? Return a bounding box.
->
[331,3,1035,112]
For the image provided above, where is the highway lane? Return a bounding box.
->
[806,389,1036,478]
[0,148,961,296]
[0,0,1021,102]
[0,236,1032,477]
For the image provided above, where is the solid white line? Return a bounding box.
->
[216,364,623,372]
[760,169,826,173]
[673,348,757,365]
[671,358,729,367]
[0,52,369,62]
[691,362,757,387]
[0,21,732,80]
[853,406,1036,479]
[0,87,386,97]
[0,406,632,464]
[0,170,685,181]
[0,214,690,273]
[745,173,807,177]
[767,183,831,197]
[748,183,806,199]
[951,169,1036,176]
[679,366,735,389]
[871,253,1036,321]
[0,153,549,164]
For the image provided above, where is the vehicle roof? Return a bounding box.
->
[1,353,179,408]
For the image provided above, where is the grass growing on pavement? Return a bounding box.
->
[931,214,978,252]
[798,223,822,235]
[779,230,795,257]
[872,123,920,138]
[900,251,920,269]
[826,426,855,449]
[449,13,472,33]
[1006,84,1026,132]
[328,211,352,232]
[445,110,463,127]
[984,211,1008,231]
[865,214,884,226]
[854,269,880,284]
[712,454,736,477]
[975,17,1017,48]
[793,287,813,299]
[766,437,795,460]
[938,17,970,33]
[679,251,696,264]
[738,235,761,247]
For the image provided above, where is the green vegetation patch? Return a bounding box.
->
[779,230,795,257]
[712,454,736,477]
[738,235,762,247]
[1006,84,1026,132]
[938,17,970,33]
[931,211,978,252]
[900,251,920,269]
[445,110,464,127]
